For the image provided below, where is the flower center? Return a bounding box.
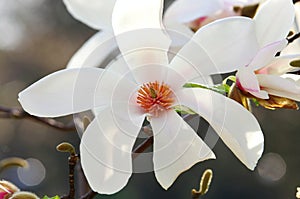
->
[137,81,174,117]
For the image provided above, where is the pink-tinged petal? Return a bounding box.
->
[254,0,294,47]
[164,0,223,24]
[112,0,171,78]
[0,192,7,199]
[18,68,137,117]
[257,54,300,75]
[170,17,259,79]
[257,74,300,101]
[80,107,144,194]
[175,88,264,170]
[66,31,118,70]
[62,0,115,30]
[248,40,288,71]
[236,67,269,99]
[151,110,215,190]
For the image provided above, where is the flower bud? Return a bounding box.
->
[8,191,39,199]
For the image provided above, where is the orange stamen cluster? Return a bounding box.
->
[137,81,174,117]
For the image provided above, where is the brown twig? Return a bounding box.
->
[57,143,79,199]
[61,154,79,199]
[0,105,76,131]
[288,32,300,44]
[132,136,154,159]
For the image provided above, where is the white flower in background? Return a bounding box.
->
[230,0,300,109]
[164,0,262,47]
[19,0,264,194]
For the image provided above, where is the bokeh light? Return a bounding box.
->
[17,158,46,186]
[257,153,287,182]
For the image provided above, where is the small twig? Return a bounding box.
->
[57,143,79,199]
[288,32,300,44]
[0,105,75,131]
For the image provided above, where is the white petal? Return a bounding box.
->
[257,74,300,100]
[254,0,294,47]
[236,67,269,99]
[151,110,215,190]
[257,54,300,75]
[170,17,259,79]
[80,107,144,194]
[164,0,223,24]
[18,68,137,117]
[248,40,288,71]
[18,68,104,117]
[174,88,264,170]
[112,0,171,73]
[66,31,118,69]
[63,0,115,30]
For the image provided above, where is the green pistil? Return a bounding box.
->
[149,87,157,98]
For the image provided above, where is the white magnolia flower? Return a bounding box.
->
[19,0,264,194]
[230,0,300,107]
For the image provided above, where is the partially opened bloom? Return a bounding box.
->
[19,0,264,194]
[0,180,19,199]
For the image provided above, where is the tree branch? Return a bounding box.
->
[288,32,300,44]
[0,105,76,131]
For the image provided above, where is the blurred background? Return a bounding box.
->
[0,0,299,198]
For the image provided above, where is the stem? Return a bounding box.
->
[288,32,300,44]
[0,105,75,131]
[61,154,79,199]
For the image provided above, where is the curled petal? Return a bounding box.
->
[63,0,115,30]
[151,110,215,190]
[254,0,294,47]
[257,54,300,75]
[80,107,144,194]
[174,88,264,170]
[248,40,288,71]
[236,67,269,99]
[257,74,300,101]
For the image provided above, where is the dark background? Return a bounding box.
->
[0,0,299,198]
